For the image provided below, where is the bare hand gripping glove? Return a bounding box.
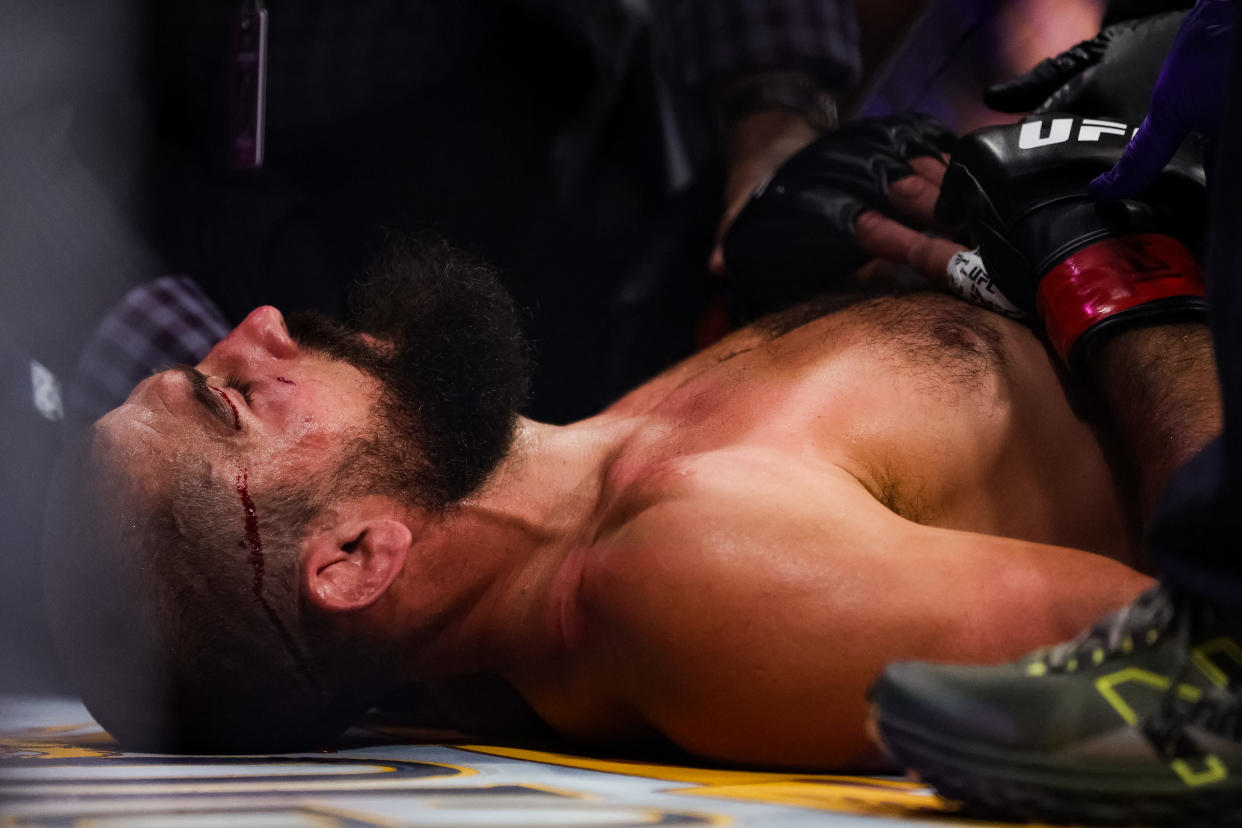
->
[984,11,1187,126]
[723,112,955,321]
[937,114,1208,371]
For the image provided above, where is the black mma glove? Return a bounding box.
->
[937,114,1207,371]
[985,12,1186,127]
[723,112,955,321]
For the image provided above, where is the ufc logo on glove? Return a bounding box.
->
[1018,118,1138,149]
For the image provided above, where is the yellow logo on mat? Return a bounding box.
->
[0,724,119,760]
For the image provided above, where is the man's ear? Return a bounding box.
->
[302,507,413,613]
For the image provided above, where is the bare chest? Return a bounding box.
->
[603,297,1133,557]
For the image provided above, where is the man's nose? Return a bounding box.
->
[210,306,298,363]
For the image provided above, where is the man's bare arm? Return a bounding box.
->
[1090,322,1222,516]
[584,471,1153,769]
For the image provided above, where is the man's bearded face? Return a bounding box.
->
[98,238,530,515]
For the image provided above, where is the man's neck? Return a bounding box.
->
[388,414,632,683]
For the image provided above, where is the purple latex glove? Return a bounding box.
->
[1089,0,1235,200]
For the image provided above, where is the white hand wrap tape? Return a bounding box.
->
[946,249,1024,319]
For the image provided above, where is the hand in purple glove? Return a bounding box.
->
[1089,0,1234,200]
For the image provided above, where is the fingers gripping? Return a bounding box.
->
[888,157,949,226]
[909,155,948,187]
[722,112,961,320]
[852,210,965,283]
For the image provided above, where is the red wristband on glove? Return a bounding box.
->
[1035,234,1206,363]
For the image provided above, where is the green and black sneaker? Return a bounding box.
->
[869,585,1242,826]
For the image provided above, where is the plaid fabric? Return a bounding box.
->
[67,277,229,426]
[669,0,861,90]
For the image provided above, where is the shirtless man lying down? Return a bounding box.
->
[43,117,1218,768]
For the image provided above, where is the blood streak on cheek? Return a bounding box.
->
[235,471,266,598]
[212,387,242,430]
[234,469,315,681]
[275,376,295,385]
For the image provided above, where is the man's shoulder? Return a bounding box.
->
[581,447,886,621]
[563,446,935,765]
[599,446,851,538]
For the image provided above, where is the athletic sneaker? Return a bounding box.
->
[868,585,1242,826]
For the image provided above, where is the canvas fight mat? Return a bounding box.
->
[0,695,1058,826]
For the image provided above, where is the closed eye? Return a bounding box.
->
[224,373,255,405]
